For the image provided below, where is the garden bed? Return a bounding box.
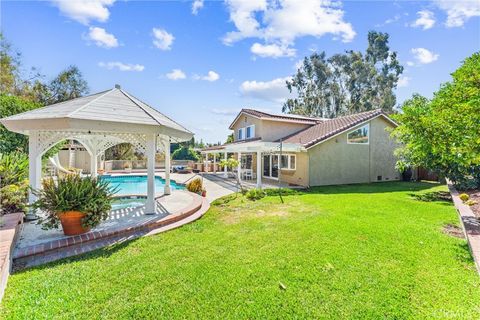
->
[463,189,480,218]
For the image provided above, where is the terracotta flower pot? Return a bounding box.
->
[59,211,90,236]
[201,190,207,197]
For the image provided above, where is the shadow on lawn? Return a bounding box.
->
[305,181,440,195]
[14,236,142,275]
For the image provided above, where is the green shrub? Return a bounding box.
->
[0,152,29,214]
[459,193,469,202]
[172,146,199,161]
[465,200,477,206]
[186,178,203,193]
[245,188,266,201]
[33,175,117,229]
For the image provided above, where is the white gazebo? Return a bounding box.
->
[0,85,193,214]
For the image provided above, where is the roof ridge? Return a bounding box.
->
[120,89,192,134]
[67,88,115,117]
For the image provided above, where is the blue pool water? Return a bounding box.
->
[100,175,184,196]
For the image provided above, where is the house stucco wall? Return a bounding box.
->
[307,116,399,186]
[231,114,310,142]
[280,152,309,187]
[369,117,400,182]
[231,115,263,141]
[261,120,311,142]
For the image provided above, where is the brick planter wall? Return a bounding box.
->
[0,212,23,302]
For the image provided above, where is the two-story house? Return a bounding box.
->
[202,108,399,188]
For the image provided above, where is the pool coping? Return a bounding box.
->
[13,191,203,261]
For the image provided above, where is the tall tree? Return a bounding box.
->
[283,31,403,118]
[391,52,480,188]
[45,65,89,104]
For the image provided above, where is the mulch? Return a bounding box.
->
[463,189,480,218]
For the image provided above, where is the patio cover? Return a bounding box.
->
[201,139,305,188]
[0,85,193,214]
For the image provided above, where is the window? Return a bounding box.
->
[246,125,255,139]
[238,128,245,140]
[347,124,369,144]
[280,154,296,170]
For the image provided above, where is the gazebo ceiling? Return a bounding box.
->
[0,85,192,141]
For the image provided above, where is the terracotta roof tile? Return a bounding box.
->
[282,109,391,148]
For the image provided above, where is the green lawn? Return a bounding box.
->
[2,182,480,319]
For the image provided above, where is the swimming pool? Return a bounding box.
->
[100,175,185,196]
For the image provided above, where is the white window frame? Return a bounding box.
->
[246,125,255,139]
[280,154,296,170]
[347,124,370,145]
[238,127,245,140]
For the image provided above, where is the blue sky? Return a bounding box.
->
[2,0,479,143]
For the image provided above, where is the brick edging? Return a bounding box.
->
[0,212,23,302]
[447,182,480,275]
[13,191,203,260]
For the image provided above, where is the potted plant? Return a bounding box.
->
[201,188,207,197]
[33,175,117,236]
[123,162,132,172]
[186,177,203,195]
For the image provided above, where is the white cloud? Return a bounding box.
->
[240,77,292,102]
[51,0,115,25]
[195,71,220,82]
[192,0,204,15]
[223,0,355,58]
[165,69,186,80]
[411,10,436,30]
[85,27,118,48]
[397,75,410,88]
[152,28,174,50]
[434,0,480,27]
[411,48,439,64]
[406,61,415,67]
[98,61,144,72]
[250,43,296,58]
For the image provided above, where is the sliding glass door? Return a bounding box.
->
[263,154,279,179]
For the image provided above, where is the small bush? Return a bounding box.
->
[0,152,29,214]
[459,193,469,202]
[186,178,203,193]
[465,200,477,206]
[245,188,266,201]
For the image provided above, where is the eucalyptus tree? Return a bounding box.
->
[283,31,403,118]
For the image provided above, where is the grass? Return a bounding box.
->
[2,182,480,319]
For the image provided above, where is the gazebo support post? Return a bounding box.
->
[28,131,42,207]
[256,151,262,189]
[145,134,157,214]
[213,153,216,174]
[90,150,98,178]
[237,152,242,181]
[223,151,228,178]
[164,138,171,195]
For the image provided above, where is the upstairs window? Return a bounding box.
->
[238,128,245,140]
[347,124,369,144]
[246,125,255,139]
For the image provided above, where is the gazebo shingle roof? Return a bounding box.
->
[3,87,190,134]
